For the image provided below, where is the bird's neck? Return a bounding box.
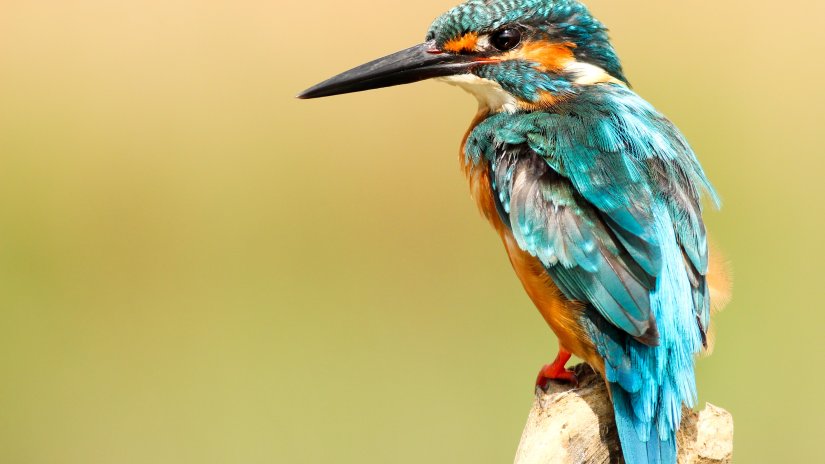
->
[440,63,625,114]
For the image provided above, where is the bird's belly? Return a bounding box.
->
[462,156,602,371]
[500,231,598,365]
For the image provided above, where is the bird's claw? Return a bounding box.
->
[535,349,578,389]
[535,364,579,388]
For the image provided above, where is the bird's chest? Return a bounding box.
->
[459,110,509,235]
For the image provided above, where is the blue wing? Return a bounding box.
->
[492,149,660,343]
[466,84,717,462]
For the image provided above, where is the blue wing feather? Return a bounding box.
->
[497,152,657,338]
[468,84,716,464]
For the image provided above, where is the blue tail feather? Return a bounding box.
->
[585,204,701,464]
[610,384,677,464]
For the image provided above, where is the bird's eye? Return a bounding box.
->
[490,28,522,51]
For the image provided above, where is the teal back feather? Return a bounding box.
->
[466,84,717,464]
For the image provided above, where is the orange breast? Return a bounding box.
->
[460,113,602,372]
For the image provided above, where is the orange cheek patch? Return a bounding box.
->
[503,41,577,72]
[443,32,479,53]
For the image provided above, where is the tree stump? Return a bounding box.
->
[514,364,733,464]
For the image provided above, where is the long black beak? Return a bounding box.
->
[298,41,479,99]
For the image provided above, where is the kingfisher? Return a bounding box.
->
[299,0,730,462]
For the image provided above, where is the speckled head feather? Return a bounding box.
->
[427,0,627,83]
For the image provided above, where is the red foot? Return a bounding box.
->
[535,349,578,388]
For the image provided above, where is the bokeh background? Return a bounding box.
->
[1,0,823,462]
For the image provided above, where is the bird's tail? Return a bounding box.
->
[610,383,677,464]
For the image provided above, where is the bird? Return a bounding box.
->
[299,0,731,462]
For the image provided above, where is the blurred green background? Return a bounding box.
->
[1,0,822,462]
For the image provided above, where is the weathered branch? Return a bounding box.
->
[514,364,733,464]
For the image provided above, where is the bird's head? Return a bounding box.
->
[299,0,627,112]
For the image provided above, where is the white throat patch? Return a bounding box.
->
[437,74,518,114]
